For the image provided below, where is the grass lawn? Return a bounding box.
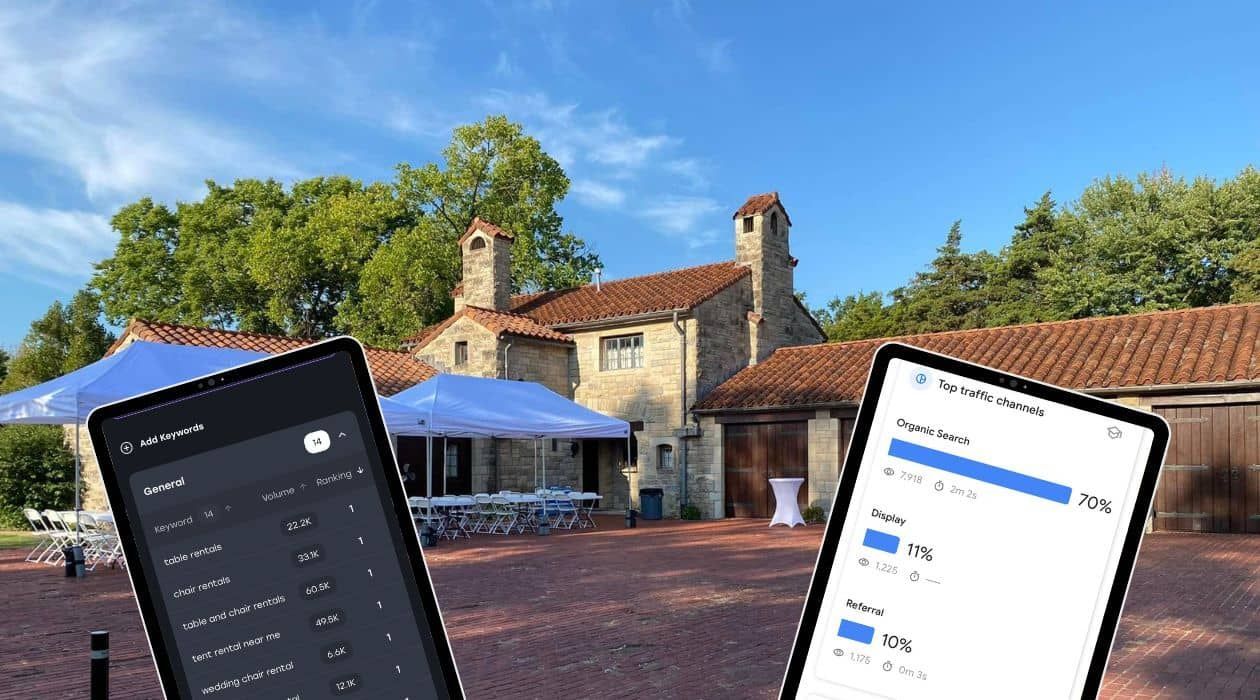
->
[0,530,36,549]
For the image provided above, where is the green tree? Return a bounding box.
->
[393,115,600,293]
[92,116,599,345]
[0,424,77,527]
[2,290,115,392]
[982,192,1069,325]
[0,348,9,387]
[815,291,898,342]
[889,221,993,334]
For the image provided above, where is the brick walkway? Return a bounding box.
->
[1,520,1256,698]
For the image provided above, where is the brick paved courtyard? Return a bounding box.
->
[1,519,1256,698]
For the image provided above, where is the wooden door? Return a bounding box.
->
[1229,404,1260,533]
[723,421,809,517]
[1153,404,1260,533]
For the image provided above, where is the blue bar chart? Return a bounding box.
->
[838,619,876,645]
[888,438,1073,504]
[862,528,900,554]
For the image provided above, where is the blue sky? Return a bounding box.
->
[1,1,1258,348]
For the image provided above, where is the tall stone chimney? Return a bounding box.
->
[733,192,793,320]
[458,217,514,311]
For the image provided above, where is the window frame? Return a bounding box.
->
[743,216,754,233]
[657,444,674,471]
[453,341,468,367]
[600,333,645,371]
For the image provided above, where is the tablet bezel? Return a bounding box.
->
[778,341,1170,699]
[86,336,465,699]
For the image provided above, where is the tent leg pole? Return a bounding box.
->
[426,434,432,499]
[74,422,81,546]
[442,437,447,495]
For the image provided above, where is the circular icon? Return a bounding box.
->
[934,480,944,491]
[911,369,931,390]
[858,557,870,567]
[120,441,133,455]
[914,372,927,384]
[910,571,920,582]
[882,661,894,672]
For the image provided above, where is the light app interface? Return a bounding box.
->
[101,352,450,699]
[798,359,1154,699]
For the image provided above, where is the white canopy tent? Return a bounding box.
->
[0,341,430,541]
[388,374,632,497]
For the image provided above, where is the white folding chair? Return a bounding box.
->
[488,495,519,534]
[23,508,56,563]
[41,509,72,565]
[550,492,579,529]
[409,498,444,540]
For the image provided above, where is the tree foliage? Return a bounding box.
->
[0,424,77,527]
[1,290,114,392]
[91,116,600,346]
[817,167,1260,341]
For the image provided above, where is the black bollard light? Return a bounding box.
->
[64,544,85,578]
[625,508,637,528]
[90,630,109,700]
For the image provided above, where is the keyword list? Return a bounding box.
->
[126,412,440,699]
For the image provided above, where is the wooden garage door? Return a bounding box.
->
[1153,404,1260,533]
[724,421,808,518]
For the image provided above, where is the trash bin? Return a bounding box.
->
[639,488,664,520]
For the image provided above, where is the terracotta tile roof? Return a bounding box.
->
[111,320,438,395]
[695,303,1260,411]
[458,217,514,246]
[407,306,574,351]
[733,191,791,226]
[508,261,751,326]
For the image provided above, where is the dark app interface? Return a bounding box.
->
[102,353,447,699]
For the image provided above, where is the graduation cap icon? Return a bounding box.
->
[1107,426,1123,439]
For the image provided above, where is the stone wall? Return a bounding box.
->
[414,317,499,377]
[503,339,571,397]
[570,317,696,516]
[461,231,512,311]
[694,280,754,401]
[65,424,109,511]
[807,410,842,512]
[690,415,724,518]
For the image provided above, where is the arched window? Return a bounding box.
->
[469,236,487,250]
[770,212,779,236]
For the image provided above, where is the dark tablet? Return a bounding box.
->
[780,342,1169,699]
[88,337,463,699]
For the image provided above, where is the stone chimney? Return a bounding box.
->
[733,192,793,319]
[458,217,514,311]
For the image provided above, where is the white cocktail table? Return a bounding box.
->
[768,477,806,527]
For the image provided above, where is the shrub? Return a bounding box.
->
[802,505,827,524]
[680,504,702,520]
[0,425,77,528]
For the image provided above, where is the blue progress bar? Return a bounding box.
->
[888,438,1072,504]
[838,619,875,644]
[862,528,900,554]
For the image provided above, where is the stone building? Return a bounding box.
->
[693,303,1260,532]
[405,194,825,516]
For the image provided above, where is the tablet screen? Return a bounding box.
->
[94,347,457,699]
[793,354,1159,699]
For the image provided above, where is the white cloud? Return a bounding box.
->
[638,195,722,248]
[571,180,626,209]
[664,158,709,189]
[697,39,733,73]
[494,51,518,77]
[0,4,304,206]
[0,202,112,288]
